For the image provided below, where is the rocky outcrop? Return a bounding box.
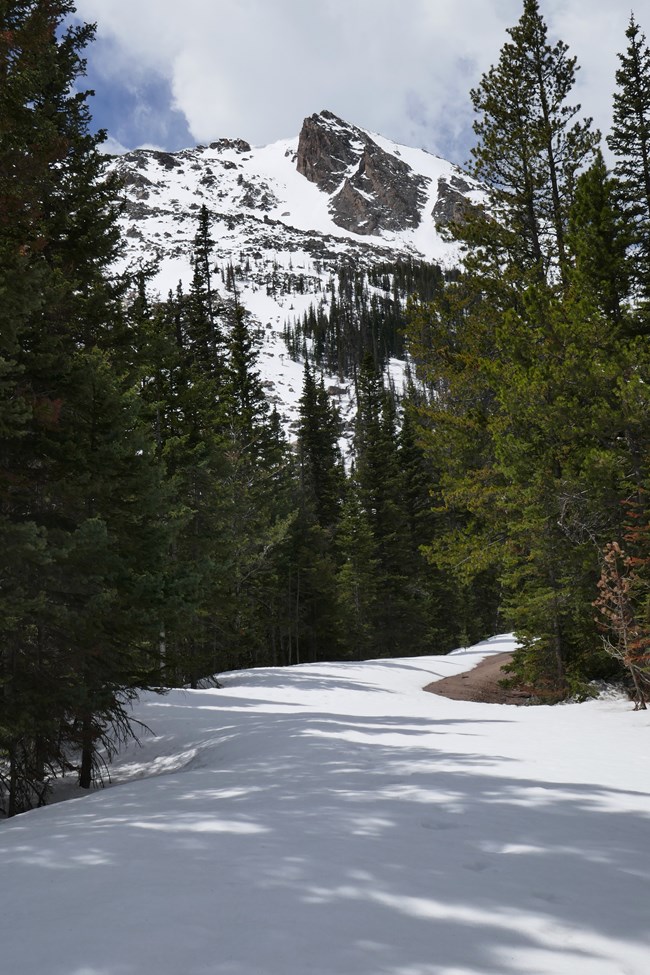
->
[296,110,368,193]
[432,174,474,228]
[296,110,428,236]
[331,141,428,235]
[120,170,155,200]
[119,148,181,172]
[147,150,181,171]
[208,138,251,154]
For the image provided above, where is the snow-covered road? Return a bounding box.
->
[1,635,648,975]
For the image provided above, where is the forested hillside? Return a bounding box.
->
[2,0,650,816]
[407,0,650,704]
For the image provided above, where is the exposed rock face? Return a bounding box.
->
[121,170,155,200]
[432,174,474,228]
[209,138,251,154]
[332,142,428,235]
[297,110,428,236]
[296,110,366,193]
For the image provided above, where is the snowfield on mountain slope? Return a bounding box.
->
[113,124,469,283]
[109,114,479,440]
[1,635,649,975]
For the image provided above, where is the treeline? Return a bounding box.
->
[407,1,650,703]
[130,251,473,677]
[284,259,445,378]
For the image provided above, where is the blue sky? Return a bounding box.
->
[82,38,193,152]
[74,0,637,166]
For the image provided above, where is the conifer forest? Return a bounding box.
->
[2,0,650,814]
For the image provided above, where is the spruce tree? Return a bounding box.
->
[135,283,231,686]
[48,349,173,788]
[468,0,598,285]
[335,482,379,660]
[398,404,474,652]
[0,1,170,810]
[187,206,223,376]
[224,298,269,449]
[288,362,346,663]
[352,356,415,656]
[565,150,630,324]
[608,15,650,312]
[407,276,505,648]
[297,361,344,531]
[406,2,633,694]
[212,283,298,671]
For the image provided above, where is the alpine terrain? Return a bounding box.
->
[110,109,481,435]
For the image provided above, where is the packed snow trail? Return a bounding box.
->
[1,635,649,975]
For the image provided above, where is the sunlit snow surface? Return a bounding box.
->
[2,635,649,975]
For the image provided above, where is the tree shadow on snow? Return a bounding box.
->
[1,701,648,975]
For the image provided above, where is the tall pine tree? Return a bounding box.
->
[407,1,626,695]
[0,1,171,811]
[608,15,650,315]
[468,0,598,285]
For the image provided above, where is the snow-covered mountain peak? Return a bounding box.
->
[112,110,479,283]
[110,112,481,437]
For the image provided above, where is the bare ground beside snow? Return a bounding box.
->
[424,651,533,704]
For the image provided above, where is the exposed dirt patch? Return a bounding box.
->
[424,651,532,705]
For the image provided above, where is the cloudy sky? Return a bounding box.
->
[73,0,636,167]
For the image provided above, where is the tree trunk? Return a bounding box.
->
[79,715,94,789]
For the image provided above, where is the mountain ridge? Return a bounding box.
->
[109,110,480,435]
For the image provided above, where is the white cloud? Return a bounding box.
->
[74,0,635,163]
[100,134,129,156]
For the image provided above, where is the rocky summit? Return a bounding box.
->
[296,110,429,235]
[109,110,481,435]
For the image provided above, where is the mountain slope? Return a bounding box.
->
[110,111,480,433]
[1,636,648,975]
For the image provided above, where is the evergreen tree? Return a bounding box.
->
[566,150,630,324]
[468,0,598,285]
[127,249,299,682]
[0,1,170,811]
[352,356,415,656]
[47,349,173,788]
[398,404,474,651]
[406,2,634,695]
[132,281,231,687]
[286,362,346,663]
[407,276,505,645]
[187,206,222,377]
[224,298,269,449]
[335,482,379,660]
[297,361,344,531]
[210,283,298,671]
[608,14,650,310]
